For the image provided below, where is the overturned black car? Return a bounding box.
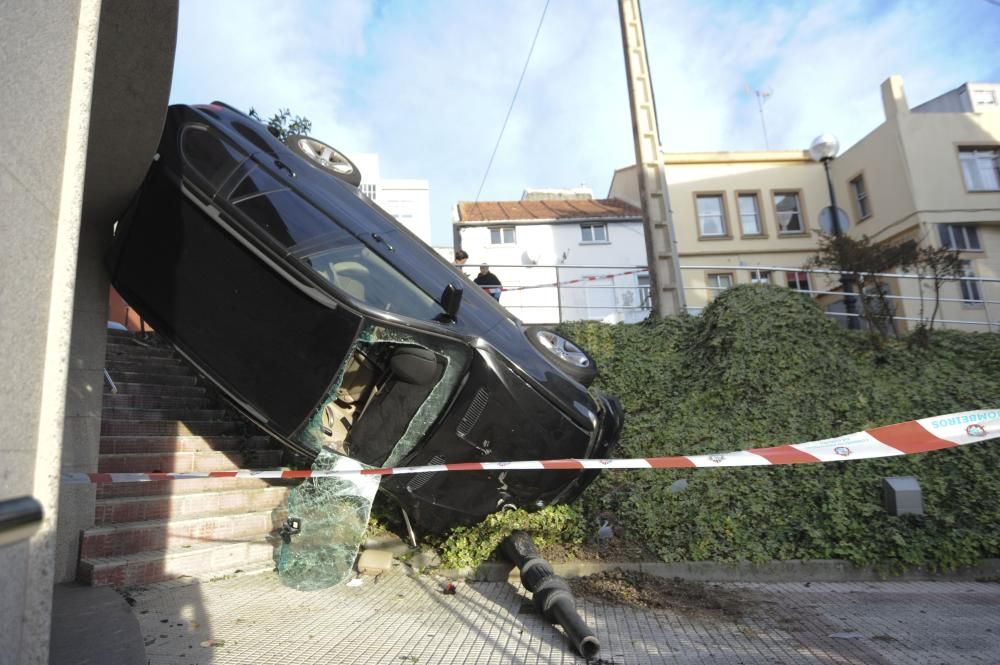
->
[107,102,623,533]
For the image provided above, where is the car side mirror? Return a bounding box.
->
[439,283,463,322]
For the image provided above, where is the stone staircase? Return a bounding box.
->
[77,330,298,587]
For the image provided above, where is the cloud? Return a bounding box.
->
[170,0,375,149]
[170,0,999,245]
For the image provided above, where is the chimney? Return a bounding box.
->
[881,75,909,120]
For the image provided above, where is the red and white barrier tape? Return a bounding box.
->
[62,409,999,484]
[472,269,646,293]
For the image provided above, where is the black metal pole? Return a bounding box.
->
[822,159,859,329]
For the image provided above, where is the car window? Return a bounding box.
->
[226,163,443,321]
[180,125,247,192]
[230,167,334,248]
[291,238,444,321]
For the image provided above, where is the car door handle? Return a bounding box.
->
[274,159,295,177]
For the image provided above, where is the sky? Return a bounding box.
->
[169,0,1000,246]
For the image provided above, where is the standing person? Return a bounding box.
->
[454,249,469,266]
[474,263,502,301]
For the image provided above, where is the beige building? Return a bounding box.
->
[610,76,1000,330]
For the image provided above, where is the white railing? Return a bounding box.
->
[466,263,999,331]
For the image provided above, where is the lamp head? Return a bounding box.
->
[808,134,840,162]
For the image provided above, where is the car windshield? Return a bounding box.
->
[291,231,443,321]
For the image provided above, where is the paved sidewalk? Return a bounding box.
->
[131,569,1000,665]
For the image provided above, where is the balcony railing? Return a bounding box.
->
[466,263,999,331]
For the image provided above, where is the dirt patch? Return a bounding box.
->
[568,569,753,622]
[539,538,658,564]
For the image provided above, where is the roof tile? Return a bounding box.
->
[457,198,641,222]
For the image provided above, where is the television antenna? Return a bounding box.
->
[745,85,772,150]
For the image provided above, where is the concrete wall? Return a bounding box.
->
[55,0,178,584]
[0,2,176,663]
[0,3,100,663]
[828,122,916,242]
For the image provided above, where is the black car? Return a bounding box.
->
[107,102,623,533]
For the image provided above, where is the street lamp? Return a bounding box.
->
[809,134,859,329]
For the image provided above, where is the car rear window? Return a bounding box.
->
[180,125,247,192]
[225,165,443,321]
[231,167,335,248]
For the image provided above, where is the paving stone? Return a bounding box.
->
[356,549,394,575]
[128,572,1000,665]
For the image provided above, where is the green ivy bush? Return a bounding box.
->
[432,504,586,570]
[556,284,1000,573]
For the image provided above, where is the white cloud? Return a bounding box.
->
[170,0,1000,245]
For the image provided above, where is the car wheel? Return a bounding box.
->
[285,135,362,187]
[525,326,598,386]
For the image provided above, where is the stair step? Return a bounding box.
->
[95,486,292,524]
[104,360,193,376]
[100,419,243,437]
[100,394,212,410]
[104,371,198,386]
[96,475,300,499]
[103,382,207,398]
[104,354,188,378]
[97,450,283,474]
[101,406,228,421]
[99,434,278,455]
[105,344,177,361]
[78,540,277,587]
[80,510,285,558]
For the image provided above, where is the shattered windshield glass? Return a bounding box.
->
[279,325,469,588]
[276,452,379,590]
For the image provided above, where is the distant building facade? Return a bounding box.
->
[453,192,649,323]
[609,75,999,330]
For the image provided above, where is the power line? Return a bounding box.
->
[473,0,551,209]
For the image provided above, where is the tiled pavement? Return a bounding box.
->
[131,569,1000,665]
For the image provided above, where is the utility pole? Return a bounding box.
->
[618,0,686,317]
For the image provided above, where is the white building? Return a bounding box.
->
[352,153,432,245]
[453,194,649,324]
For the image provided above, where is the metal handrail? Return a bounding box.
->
[0,496,43,548]
[103,368,118,394]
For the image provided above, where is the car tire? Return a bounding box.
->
[285,135,362,187]
[525,326,598,386]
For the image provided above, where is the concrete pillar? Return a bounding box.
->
[55,0,178,584]
[0,1,177,662]
[0,3,101,663]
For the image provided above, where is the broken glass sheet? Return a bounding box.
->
[277,452,379,590]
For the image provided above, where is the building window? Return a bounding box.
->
[971,89,998,109]
[959,148,1000,191]
[489,226,516,245]
[938,224,981,251]
[850,175,871,220]
[636,273,651,310]
[695,195,727,237]
[960,261,983,303]
[360,183,377,199]
[773,192,804,234]
[787,271,811,292]
[737,194,763,235]
[750,269,771,284]
[580,223,608,243]
[706,273,734,298]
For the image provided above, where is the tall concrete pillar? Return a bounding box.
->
[56,0,178,585]
[0,2,176,663]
